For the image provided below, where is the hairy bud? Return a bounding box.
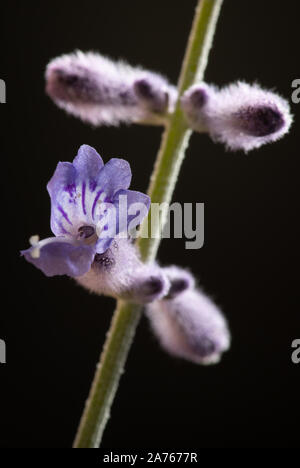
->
[46,51,177,127]
[181,81,292,152]
[147,288,230,364]
[162,265,195,299]
[76,237,170,304]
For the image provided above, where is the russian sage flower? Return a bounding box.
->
[147,267,230,364]
[46,51,177,126]
[21,144,170,303]
[181,81,292,152]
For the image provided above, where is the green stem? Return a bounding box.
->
[73,0,224,449]
[140,0,224,262]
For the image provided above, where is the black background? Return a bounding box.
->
[1,0,299,448]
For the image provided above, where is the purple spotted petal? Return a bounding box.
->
[95,204,119,254]
[96,158,132,199]
[47,161,76,202]
[21,238,95,277]
[46,147,136,237]
[113,189,150,232]
[72,144,104,184]
[47,161,81,235]
[95,236,115,254]
[94,189,150,253]
[47,146,104,235]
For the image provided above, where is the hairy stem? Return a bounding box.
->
[73,0,224,449]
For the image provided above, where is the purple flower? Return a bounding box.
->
[22,145,150,278]
[45,51,177,127]
[181,81,292,152]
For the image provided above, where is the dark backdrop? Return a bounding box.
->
[1,0,299,448]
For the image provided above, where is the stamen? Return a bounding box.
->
[29,235,40,245]
[78,225,95,239]
[29,235,40,259]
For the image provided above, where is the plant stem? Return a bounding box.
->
[73,0,224,449]
[140,0,224,262]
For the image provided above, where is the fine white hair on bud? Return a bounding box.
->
[123,264,170,304]
[181,81,293,152]
[146,288,230,364]
[162,265,195,299]
[45,51,177,127]
[76,236,170,304]
[181,82,211,131]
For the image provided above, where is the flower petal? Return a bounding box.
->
[113,189,150,232]
[21,237,95,277]
[72,144,104,186]
[95,204,119,254]
[45,147,147,244]
[94,189,150,253]
[47,161,77,200]
[47,161,82,235]
[95,236,115,254]
[96,158,132,199]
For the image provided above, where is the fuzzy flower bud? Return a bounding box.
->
[162,265,195,299]
[46,51,177,126]
[181,81,292,152]
[76,236,170,304]
[147,287,230,364]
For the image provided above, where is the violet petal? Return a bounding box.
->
[21,238,95,277]
[73,144,104,181]
[96,158,132,198]
[113,188,150,232]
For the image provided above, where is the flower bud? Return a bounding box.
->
[76,237,169,304]
[123,263,170,304]
[133,77,170,114]
[162,265,195,299]
[147,288,230,364]
[181,83,211,130]
[181,81,292,152]
[46,51,176,126]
